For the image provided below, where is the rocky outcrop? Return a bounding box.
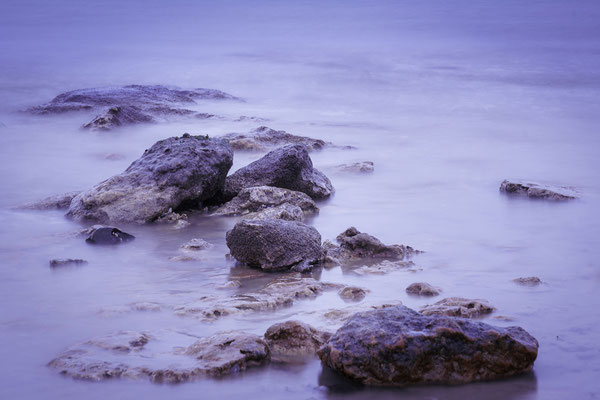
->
[67,134,233,223]
[332,161,374,174]
[513,277,542,286]
[405,282,441,296]
[324,227,417,264]
[49,259,88,268]
[338,286,367,302]
[18,191,82,210]
[48,330,269,382]
[222,126,330,152]
[82,105,154,131]
[226,219,322,271]
[318,305,538,386]
[264,321,331,362]
[500,180,576,201]
[213,186,318,217]
[85,226,135,245]
[419,297,495,318]
[222,144,334,201]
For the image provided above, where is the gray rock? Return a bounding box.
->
[338,286,368,302]
[226,219,323,271]
[332,161,374,174]
[513,277,542,286]
[18,191,82,210]
[419,297,495,318]
[222,144,334,201]
[85,226,135,245]
[405,282,441,296]
[180,238,212,251]
[213,186,318,217]
[500,180,577,201]
[318,305,539,386]
[49,259,88,268]
[48,330,269,383]
[222,126,329,152]
[243,203,305,222]
[82,106,154,131]
[352,260,421,275]
[67,135,233,223]
[264,320,331,362]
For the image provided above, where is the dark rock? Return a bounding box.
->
[82,106,154,131]
[222,126,329,152]
[338,286,367,302]
[405,282,441,296]
[318,305,538,386]
[85,226,135,245]
[513,277,542,287]
[226,219,322,271]
[49,259,88,268]
[500,180,576,201]
[67,135,233,223]
[213,186,318,217]
[332,161,374,174]
[420,297,495,318]
[18,191,81,210]
[264,320,331,362]
[222,144,334,201]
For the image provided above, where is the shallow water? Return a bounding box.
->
[1,0,600,399]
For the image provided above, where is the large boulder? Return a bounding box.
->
[222,144,334,201]
[213,186,318,217]
[499,180,576,201]
[226,219,323,271]
[66,134,233,223]
[318,305,539,386]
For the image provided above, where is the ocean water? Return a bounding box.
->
[0,1,599,399]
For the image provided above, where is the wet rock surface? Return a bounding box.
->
[318,305,539,386]
[500,180,577,201]
[222,144,334,201]
[180,238,212,251]
[419,297,496,318]
[67,135,233,223]
[226,219,322,271]
[332,161,374,174]
[48,330,269,382]
[213,186,318,217]
[18,191,81,210]
[405,282,441,296]
[264,320,331,362]
[49,259,88,268]
[85,226,135,245]
[338,286,368,302]
[242,203,305,221]
[222,126,330,152]
[513,277,543,286]
[352,260,421,275]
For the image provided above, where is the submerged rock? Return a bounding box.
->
[85,226,135,245]
[513,277,543,287]
[405,282,441,296]
[500,180,577,201]
[324,227,418,264]
[338,286,368,302]
[213,186,318,217]
[18,191,82,210]
[318,305,538,386]
[49,259,88,268]
[222,126,330,152]
[222,144,334,201]
[226,219,322,271]
[67,135,233,223]
[352,260,421,275]
[332,161,374,174]
[48,330,269,382]
[180,238,212,251]
[82,105,154,131]
[264,321,331,362]
[419,297,495,318]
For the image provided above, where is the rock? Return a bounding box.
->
[221,144,334,201]
[264,321,331,362]
[49,259,88,268]
[513,277,542,287]
[405,282,441,296]
[338,286,367,302]
[226,219,322,271]
[324,227,418,264]
[500,180,577,201]
[213,186,318,217]
[216,280,241,289]
[419,297,495,318]
[85,226,135,245]
[180,238,212,251]
[353,260,421,275]
[234,116,270,123]
[243,203,305,222]
[82,105,154,131]
[222,126,330,152]
[332,161,374,174]
[48,330,269,382]
[18,191,82,210]
[154,209,188,225]
[318,305,539,386]
[67,135,233,223]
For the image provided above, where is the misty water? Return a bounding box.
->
[1,1,599,399]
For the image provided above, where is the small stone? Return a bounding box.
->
[513,277,542,286]
[333,161,374,174]
[264,320,331,362]
[338,286,367,302]
[420,297,495,318]
[180,238,212,251]
[85,226,135,245]
[49,259,88,268]
[405,282,441,296]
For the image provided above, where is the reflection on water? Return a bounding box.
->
[1,0,600,399]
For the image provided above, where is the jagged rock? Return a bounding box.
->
[226,219,322,271]
[324,227,418,264]
[85,226,135,245]
[338,286,367,302]
[222,126,329,152]
[222,144,334,201]
[213,186,318,217]
[353,260,421,275]
[48,330,269,382]
[18,191,81,210]
[67,135,233,223]
[332,161,374,174]
[318,305,539,386]
[405,282,441,296]
[242,203,304,221]
[180,238,212,251]
[82,105,154,131]
[500,180,577,201]
[513,277,542,287]
[264,321,331,362]
[49,259,88,268]
[420,297,495,318]
[154,209,188,225]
